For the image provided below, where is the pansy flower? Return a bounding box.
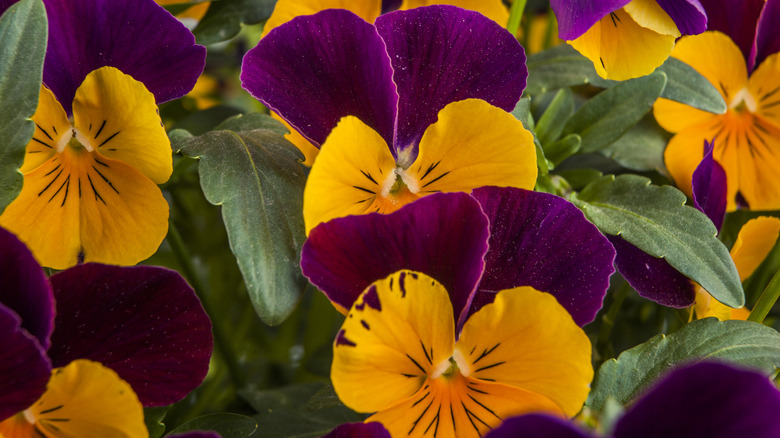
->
[332,270,593,437]
[0,0,206,269]
[549,0,707,80]
[486,361,780,438]
[242,6,536,232]
[653,0,780,210]
[0,227,213,436]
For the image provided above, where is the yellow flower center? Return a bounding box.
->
[729,87,758,114]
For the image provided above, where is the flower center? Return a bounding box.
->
[431,348,471,380]
[56,126,95,154]
[374,167,420,212]
[729,87,757,114]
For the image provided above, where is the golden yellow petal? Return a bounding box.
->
[731,216,780,281]
[271,111,319,166]
[749,52,780,130]
[623,0,680,37]
[662,119,724,201]
[400,0,509,26]
[21,87,70,173]
[262,0,381,38]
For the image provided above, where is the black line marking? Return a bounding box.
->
[412,390,431,407]
[92,166,119,194]
[98,131,120,147]
[94,158,110,167]
[36,123,53,141]
[49,175,69,204]
[420,161,441,180]
[52,126,58,135]
[360,170,378,185]
[473,343,500,365]
[39,405,64,415]
[409,398,435,435]
[354,197,372,204]
[421,171,450,189]
[761,86,780,102]
[406,354,427,374]
[38,169,63,197]
[467,394,501,420]
[424,404,441,436]
[421,340,433,365]
[87,174,106,204]
[467,385,489,395]
[32,137,54,149]
[94,120,107,138]
[610,12,619,26]
[475,361,506,373]
[353,186,376,194]
[45,164,61,177]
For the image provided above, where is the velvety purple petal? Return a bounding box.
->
[692,141,727,231]
[656,0,707,35]
[698,0,764,62]
[609,235,696,308]
[0,0,16,15]
[752,0,780,70]
[550,0,630,40]
[376,6,527,157]
[486,414,593,438]
[301,192,489,328]
[42,0,206,114]
[323,422,392,438]
[167,433,222,438]
[241,9,398,148]
[614,361,780,438]
[0,304,51,421]
[0,227,54,349]
[47,264,213,407]
[471,187,615,326]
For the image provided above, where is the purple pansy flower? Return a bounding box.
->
[323,422,392,438]
[486,361,780,438]
[301,187,616,329]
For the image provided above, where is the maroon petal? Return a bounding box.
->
[301,192,489,327]
[614,361,780,438]
[549,0,630,40]
[609,236,696,308]
[486,414,592,438]
[698,0,764,63]
[376,5,527,157]
[0,227,54,349]
[42,0,206,114]
[471,187,615,326]
[691,140,727,231]
[0,304,51,421]
[241,9,398,148]
[47,264,213,407]
[752,0,780,70]
[323,422,392,438]
[655,0,707,35]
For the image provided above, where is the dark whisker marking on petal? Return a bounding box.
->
[470,346,476,355]
[718,81,728,97]
[600,57,606,70]
[40,421,60,432]
[88,123,92,133]
[48,175,69,205]
[402,373,418,378]
[45,418,70,422]
[78,177,82,198]
[360,170,378,185]
[610,12,619,26]
[461,401,483,435]
[28,151,43,154]
[45,164,61,177]
[98,131,120,147]
[107,148,117,151]
[94,158,110,167]
[762,99,780,109]
[354,197,372,204]
[92,166,119,194]
[33,424,47,437]
[36,123,53,141]
[450,403,457,433]
[77,249,85,264]
[409,398,435,435]
[412,390,431,407]
[467,385,489,395]
[755,120,772,135]
[467,394,501,420]
[420,161,441,180]
[424,404,441,436]
[475,362,505,373]
[360,319,370,330]
[38,169,63,197]
[52,126,58,135]
[421,172,450,189]
[480,378,496,382]
[421,340,433,365]
[32,137,54,149]
[473,343,500,365]
[406,354,427,374]
[87,174,106,205]
[761,86,780,102]
[94,120,107,139]
[353,186,376,194]
[38,405,64,415]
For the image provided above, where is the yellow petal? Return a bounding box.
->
[27,360,146,438]
[368,374,562,438]
[262,0,381,38]
[408,99,537,195]
[456,287,593,417]
[332,271,455,413]
[0,413,36,438]
[271,111,319,166]
[72,66,172,185]
[623,0,680,37]
[569,8,675,81]
[749,52,780,130]
[21,87,70,173]
[673,32,748,103]
[694,286,734,321]
[400,0,509,26]
[731,216,780,281]
[662,118,724,200]
[302,116,399,234]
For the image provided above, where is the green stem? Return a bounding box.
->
[506,0,527,36]
[167,221,247,390]
[597,282,630,356]
[747,269,780,324]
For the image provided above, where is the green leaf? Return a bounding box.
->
[570,174,743,307]
[535,87,574,145]
[588,318,780,411]
[0,0,47,212]
[562,72,667,153]
[543,133,581,166]
[193,0,275,45]
[144,406,169,438]
[167,413,257,438]
[174,117,308,325]
[599,115,670,172]
[214,112,289,135]
[655,56,727,114]
[555,168,603,190]
[512,96,549,175]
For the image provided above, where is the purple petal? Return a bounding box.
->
[691,140,727,231]
[656,0,707,35]
[241,9,398,148]
[301,192,489,328]
[609,236,696,308]
[47,264,213,407]
[486,414,593,438]
[752,0,780,70]
[323,422,392,438]
[42,0,206,114]
[549,0,630,40]
[698,0,764,63]
[614,361,780,438]
[471,187,615,326]
[0,304,51,421]
[376,5,527,156]
[0,227,54,349]
[0,0,16,15]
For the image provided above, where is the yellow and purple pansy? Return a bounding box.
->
[549,0,707,80]
[0,227,213,436]
[241,6,537,232]
[0,0,206,269]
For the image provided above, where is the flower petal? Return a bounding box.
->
[662,119,722,201]
[261,0,381,38]
[549,0,630,40]
[0,304,51,422]
[456,288,593,417]
[332,271,455,413]
[730,216,780,281]
[21,87,68,174]
[654,0,707,35]
[0,227,54,349]
[302,116,399,233]
[749,52,780,130]
[486,414,593,438]
[471,186,615,326]
[271,111,319,166]
[72,67,172,184]
[697,0,764,64]
[323,422,391,438]
[42,0,205,115]
[624,0,680,37]
[242,9,398,148]
[752,0,780,70]
[400,0,509,26]
[47,264,213,407]
[613,362,780,438]
[408,99,537,195]
[376,6,527,154]
[691,141,727,230]
[302,192,489,326]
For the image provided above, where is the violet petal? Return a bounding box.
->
[752,0,780,70]
[43,0,206,114]
[323,422,392,438]
[655,0,707,36]
[0,304,51,422]
[0,227,54,349]
[301,192,489,327]
[486,414,593,438]
[614,361,780,438]
[549,0,630,40]
[47,264,213,407]
[609,235,696,308]
[471,187,615,326]
[691,141,727,231]
[0,0,16,15]
[241,9,398,148]
[376,5,527,156]
[698,0,764,63]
